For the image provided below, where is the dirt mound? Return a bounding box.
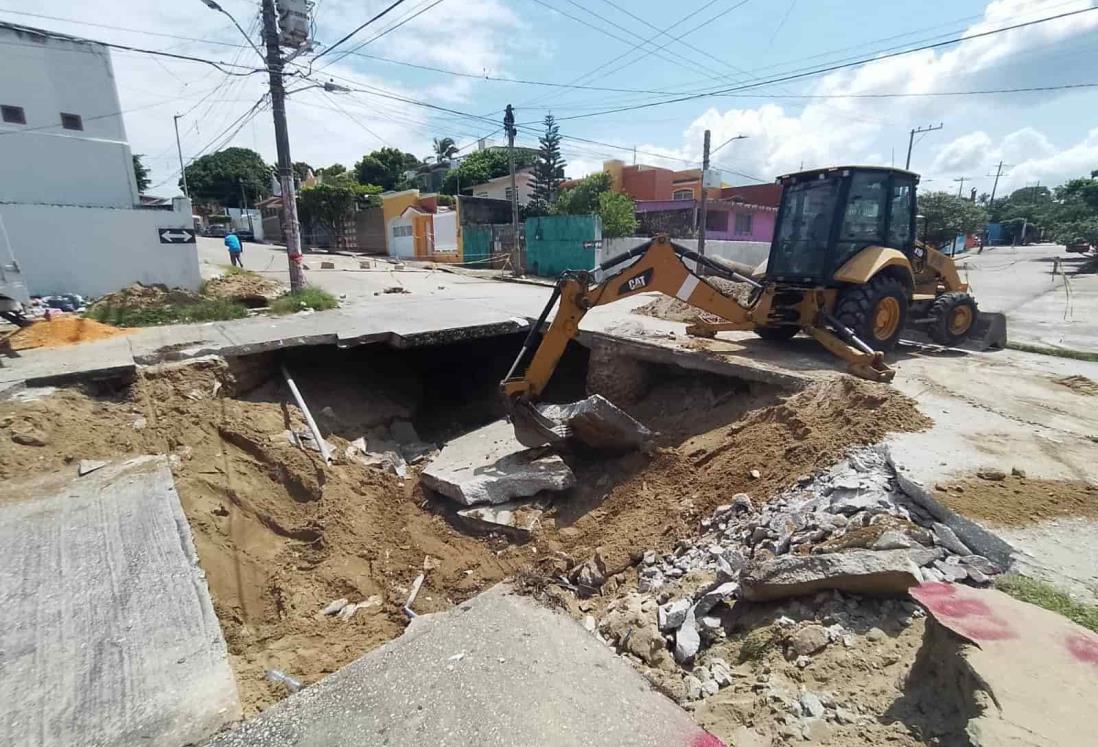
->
[5,316,133,351]
[935,474,1098,527]
[524,378,932,571]
[633,276,754,323]
[204,272,284,305]
[1054,375,1098,396]
[88,283,202,312]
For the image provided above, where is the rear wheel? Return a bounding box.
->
[834,275,909,352]
[927,292,978,346]
[753,325,799,342]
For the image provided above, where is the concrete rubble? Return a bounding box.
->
[421,419,575,506]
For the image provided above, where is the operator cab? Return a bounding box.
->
[767,166,918,285]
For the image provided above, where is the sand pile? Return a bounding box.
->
[936,474,1098,526]
[88,283,202,313]
[633,276,754,323]
[5,316,133,351]
[204,272,284,306]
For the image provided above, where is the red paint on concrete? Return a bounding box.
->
[910,582,1018,642]
[1064,632,1098,665]
[691,732,727,747]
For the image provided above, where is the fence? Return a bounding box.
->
[600,237,769,270]
[524,215,602,277]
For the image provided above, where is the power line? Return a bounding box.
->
[311,0,407,61]
[316,0,447,71]
[547,5,1098,122]
[0,7,251,49]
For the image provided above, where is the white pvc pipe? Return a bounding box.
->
[281,363,331,464]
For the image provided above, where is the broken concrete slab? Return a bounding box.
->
[207,585,724,747]
[455,498,545,536]
[77,458,109,476]
[908,582,1098,747]
[0,456,240,746]
[740,549,921,601]
[515,394,654,450]
[420,419,575,505]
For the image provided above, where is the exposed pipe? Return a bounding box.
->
[281,363,331,464]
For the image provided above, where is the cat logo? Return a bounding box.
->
[618,269,654,295]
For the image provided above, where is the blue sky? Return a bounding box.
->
[4,0,1097,196]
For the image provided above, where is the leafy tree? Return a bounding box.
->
[316,163,347,179]
[917,191,987,247]
[183,147,271,207]
[354,147,421,190]
[1052,218,1098,246]
[598,190,637,238]
[432,137,458,164]
[292,161,313,182]
[298,173,381,249]
[1056,177,1098,213]
[554,172,613,215]
[132,154,151,193]
[529,114,566,210]
[440,147,537,195]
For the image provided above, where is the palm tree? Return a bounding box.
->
[432,137,458,164]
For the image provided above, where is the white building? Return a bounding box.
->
[0,23,200,297]
[470,168,535,205]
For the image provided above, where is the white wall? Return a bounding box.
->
[0,26,138,208]
[470,171,534,205]
[600,237,770,270]
[387,216,415,259]
[433,211,457,254]
[0,198,202,297]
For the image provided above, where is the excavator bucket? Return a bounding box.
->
[509,395,654,452]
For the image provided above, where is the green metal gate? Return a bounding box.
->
[524,215,602,277]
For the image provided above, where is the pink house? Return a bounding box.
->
[634,198,777,243]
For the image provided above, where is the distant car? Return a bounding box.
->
[1066,240,1092,254]
[235,230,255,242]
[206,224,229,238]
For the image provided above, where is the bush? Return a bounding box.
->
[269,287,339,315]
[86,297,248,327]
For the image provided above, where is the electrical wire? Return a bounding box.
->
[311,0,407,61]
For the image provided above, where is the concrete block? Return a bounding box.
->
[534,394,654,451]
[456,499,545,536]
[741,549,921,601]
[421,420,575,505]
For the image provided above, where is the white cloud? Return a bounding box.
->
[931,131,994,174]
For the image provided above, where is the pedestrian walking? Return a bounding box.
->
[225,231,243,268]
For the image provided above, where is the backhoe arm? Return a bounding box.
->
[501,235,758,400]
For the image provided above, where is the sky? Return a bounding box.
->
[3,0,1098,197]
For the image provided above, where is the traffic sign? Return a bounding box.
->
[158,228,196,244]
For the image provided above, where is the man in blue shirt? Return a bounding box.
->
[224,231,243,268]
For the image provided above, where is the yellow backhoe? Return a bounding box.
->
[501,165,984,448]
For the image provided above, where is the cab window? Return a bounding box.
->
[887,178,915,250]
[833,171,888,268]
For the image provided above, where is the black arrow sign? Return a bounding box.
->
[158,228,196,244]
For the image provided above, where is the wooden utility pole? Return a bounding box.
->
[173,114,189,198]
[987,160,1005,206]
[954,176,968,197]
[261,0,306,291]
[697,129,711,258]
[504,104,521,276]
[905,123,943,170]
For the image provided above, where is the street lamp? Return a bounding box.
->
[284,80,352,96]
[199,0,265,61]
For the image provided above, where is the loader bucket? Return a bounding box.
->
[509,395,654,452]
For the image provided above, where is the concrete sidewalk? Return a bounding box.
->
[208,585,724,747]
[0,456,240,746]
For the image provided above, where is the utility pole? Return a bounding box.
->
[953,176,967,198]
[987,160,1005,206]
[697,129,711,258]
[174,114,189,198]
[238,178,254,236]
[261,0,306,291]
[905,123,943,170]
[504,103,521,276]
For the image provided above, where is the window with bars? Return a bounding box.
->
[734,212,753,236]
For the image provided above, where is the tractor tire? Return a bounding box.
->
[753,325,799,342]
[927,291,979,347]
[834,275,909,352]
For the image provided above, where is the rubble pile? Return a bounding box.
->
[580,446,1005,710]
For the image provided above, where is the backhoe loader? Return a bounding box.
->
[501,165,986,449]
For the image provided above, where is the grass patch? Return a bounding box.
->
[736,627,775,663]
[269,287,339,315]
[995,574,1098,632]
[86,297,248,327]
[1006,341,1098,362]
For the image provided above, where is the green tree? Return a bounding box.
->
[132,154,150,193]
[432,137,458,164]
[298,173,381,249]
[292,161,313,182]
[554,171,612,215]
[354,147,421,190]
[440,147,537,195]
[917,191,988,247]
[183,147,271,207]
[529,114,566,211]
[1056,177,1098,213]
[598,190,637,238]
[1052,219,1098,246]
[316,163,347,178]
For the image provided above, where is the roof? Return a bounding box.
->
[777,165,920,185]
[0,22,104,48]
[470,168,533,188]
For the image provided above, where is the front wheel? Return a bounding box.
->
[927,292,978,346]
[834,275,909,352]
